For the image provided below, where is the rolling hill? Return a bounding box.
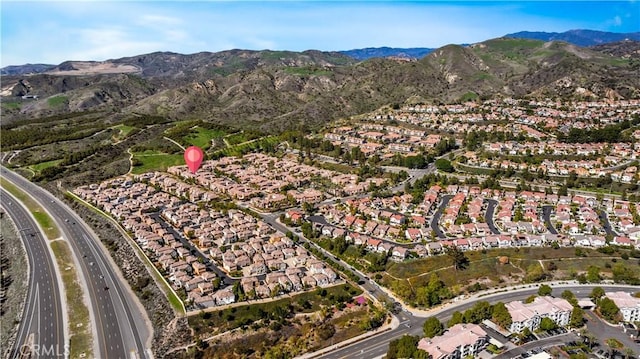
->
[1,37,639,133]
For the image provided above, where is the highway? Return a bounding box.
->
[315,284,640,359]
[1,189,65,359]
[1,167,151,359]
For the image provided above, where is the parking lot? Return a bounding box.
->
[535,327,568,340]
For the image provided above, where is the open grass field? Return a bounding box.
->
[29,159,63,172]
[387,247,602,280]
[217,135,280,157]
[549,256,637,273]
[184,127,227,149]
[47,95,68,107]
[1,101,21,110]
[224,132,250,146]
[131,151,184,174]
[112,124,136,141]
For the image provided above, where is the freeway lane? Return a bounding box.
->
[315,284,640,359]
[1,168,151,359]
[1,189,65,359]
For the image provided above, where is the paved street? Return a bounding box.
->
[1,189,65,359]
[484,199,501,234]
[430,195,453,238]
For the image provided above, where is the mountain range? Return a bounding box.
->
[1,30,639,133]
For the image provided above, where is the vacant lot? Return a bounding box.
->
[188,283,361,337]
[381,246,636,307]
[131,151,184,174]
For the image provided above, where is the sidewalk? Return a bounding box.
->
[295,314,400,359]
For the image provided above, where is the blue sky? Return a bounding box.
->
[1,1,639,67]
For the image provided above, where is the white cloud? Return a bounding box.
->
[613,15,623,26]
[138,14,184,27]
[67,27,165,61]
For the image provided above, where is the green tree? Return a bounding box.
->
[586,266,601,283]
[448,311,464,327]
[598,297,620,322]
[423,317,445,338]
[539,317,557,331]
[561,290,578,307]
[623,348,636,359]
[445,245,469,271]
[435,158,454,173]
[538,284,552,296]
[491,302,512,329]
[590,287,605,302]
[387,335,427,359]
[463,301,492,324]
[569,306,585,328]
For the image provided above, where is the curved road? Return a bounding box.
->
[484,199,500,234]
[1,189,65,359]
[541,205,559,235]
[315,284,640,359]
[430,195,452,239]
[1,167,151,359]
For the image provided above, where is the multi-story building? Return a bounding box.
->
[606,291,640,323]
[505,296,573,333]
[417,323,488,359]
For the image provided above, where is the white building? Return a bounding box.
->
[417,323,488,359]
[605,291,640,323]
[505,296,573,333]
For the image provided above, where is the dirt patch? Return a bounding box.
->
[46,62,140,76]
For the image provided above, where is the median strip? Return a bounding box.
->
[0,178,93,358]
[50,240,93,359]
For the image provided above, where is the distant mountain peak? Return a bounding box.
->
[505,29,640,47]
[339,47,435,61]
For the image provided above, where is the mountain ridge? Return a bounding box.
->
[1,35,639,133]
[3,29,639,74]
[505,29,640,47]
